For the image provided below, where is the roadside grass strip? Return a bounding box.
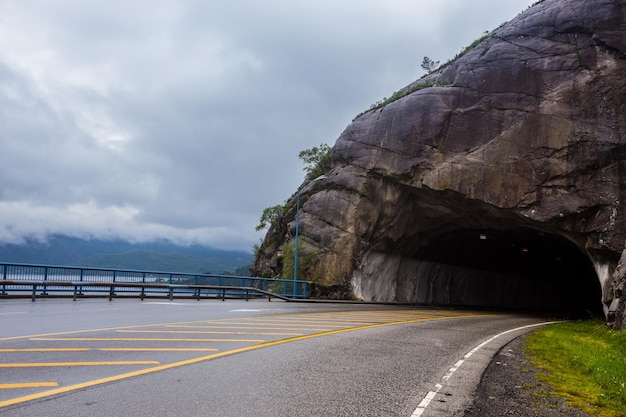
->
[525,320,626,417]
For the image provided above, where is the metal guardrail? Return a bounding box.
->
[0,262,309,301]
[0,280,290,302]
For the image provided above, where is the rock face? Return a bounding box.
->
[255,0,626,329]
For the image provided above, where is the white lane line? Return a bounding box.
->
[410,321,560,417]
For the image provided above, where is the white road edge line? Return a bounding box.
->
[410,321,560,417]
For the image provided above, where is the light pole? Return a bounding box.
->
[293,175,326,297]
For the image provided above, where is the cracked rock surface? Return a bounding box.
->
[255,0,626,328]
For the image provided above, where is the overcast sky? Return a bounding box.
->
[0,0,536,252]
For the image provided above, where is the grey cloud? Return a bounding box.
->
[0,0,536,251]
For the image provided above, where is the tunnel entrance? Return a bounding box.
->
[411,227,603,317]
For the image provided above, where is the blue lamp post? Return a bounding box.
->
[293,175,326,297]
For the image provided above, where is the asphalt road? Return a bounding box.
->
[0,298,553,416]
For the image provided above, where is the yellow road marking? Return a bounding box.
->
[0,382,59,389]
[243,312,475,324]
[0,313,485,408]
[0,319,220,342]
[250,316,404,324]
[98,348,219,352]
[116,329,304,336]
[31,337,265,343]
[244,317,364,327]
[166,324,333,331]
[211,318,353,326]
[320,313,459,321]
[0,348,90,352]
[199,319,340,326]
[0,361,160,368]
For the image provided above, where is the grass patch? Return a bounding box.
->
[353,81,446,120]
[525,320,626,416]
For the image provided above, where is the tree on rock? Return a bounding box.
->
[255,204,285,232]
[298,143,331,180]
[421,56,440,73]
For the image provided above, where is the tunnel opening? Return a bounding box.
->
[410,227,604,317]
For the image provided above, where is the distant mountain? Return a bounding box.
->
[0,235,253,275]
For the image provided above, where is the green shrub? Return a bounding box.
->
[279,241,320,282]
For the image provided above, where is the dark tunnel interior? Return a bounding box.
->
[412,227,604,317]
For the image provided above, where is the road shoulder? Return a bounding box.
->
[463,334,588,416]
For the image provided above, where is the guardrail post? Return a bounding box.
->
[1,265,6,295]
[73,285,78,301]
[109,285,114,301]
[32,284,37,302]
[42,266,48,295]
[169,286,174,301]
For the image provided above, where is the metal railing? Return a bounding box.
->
[0,262,309,301]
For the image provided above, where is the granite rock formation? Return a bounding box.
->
[255,0,626,329]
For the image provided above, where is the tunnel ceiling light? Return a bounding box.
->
[479,234,487,240]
